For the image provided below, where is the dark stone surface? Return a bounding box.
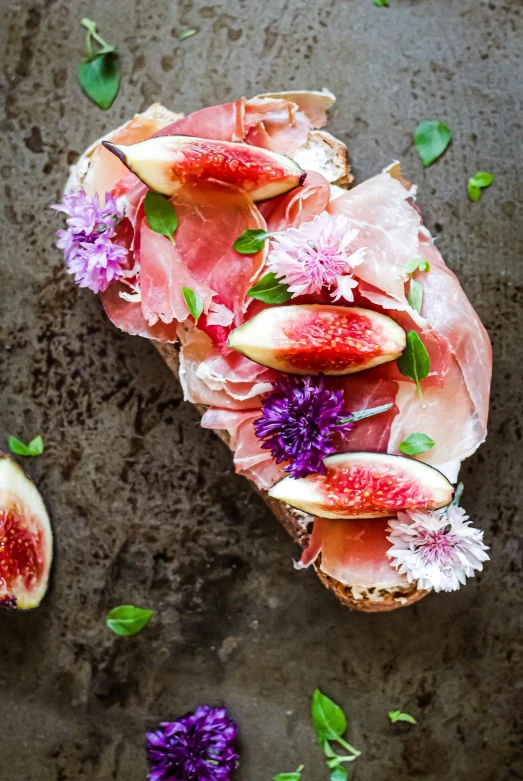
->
[0,0,522,779]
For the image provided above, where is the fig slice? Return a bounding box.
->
[227,304,406,375]
[0,455,53,609]
[268,452,453,519]
[102,135,306,202]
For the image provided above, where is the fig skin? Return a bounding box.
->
[103,135,306,202]
[0,455,53,610]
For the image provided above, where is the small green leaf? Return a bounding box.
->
[9,435,44,457]
[233,229,273,254]
[144,191,178,241]
[414,121,451,167]
[106,605,153,636]
[179,28,198,41]
[451,481,464,507]
[403,257,430,275]
[273,766,304,781]
[407,278,424,315]
[397,331,430,399]
[247,272,293,304]
[343,403,392,423]
[312,690,347,742]
[182,287,204,324]
[327,755,357,768]
[77,53,120,110]
[389,710,417,725]
[399,433,435,455]
[374,0,389,6]
[330,768,348,781]
[468,172,494,201]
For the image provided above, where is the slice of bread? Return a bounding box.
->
[68,102,427,612]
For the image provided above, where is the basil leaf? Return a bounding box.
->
[407,278,424,315]
[327,756,357,768]
[330,768,348,781]
[414,121,451,167]
[389,710,417,725]
[451,481,464,507]
[247,272,293,304]
[374,0,389,5]
[399,433,435,455]
[9,435,44,457]
[397,331,430,399]
[403,257,430,275]
[233,229,273,255]
[144,191,178,241]
[77,53,120,110]
[179,29,197,41]
[273,766,304,781]
[344,403,392,423]
[312,690,347,742]
[106,605,153,636]
[468,172,494,202]
[182,287,204,324]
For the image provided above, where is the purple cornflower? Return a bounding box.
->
[146,706,239,781]
[52,189,128,293]
[254,374,353,479]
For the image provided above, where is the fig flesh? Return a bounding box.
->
[103,135,306,202]
[268,452,453,519]
[0,456,53,609]
[228,304,406,375]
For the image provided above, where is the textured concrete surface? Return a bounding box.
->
[1,0,522,779]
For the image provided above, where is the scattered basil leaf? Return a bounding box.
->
[397,330,430,399]
[374,0,389,5]
[77,19,120,110]
[403,257,430,275]
[144,190,178,241]
[451,481,464,507]
[273,766,304,781]
[330,768,348,781]
[414,121,451,167]
[182,287,204,324]
[389,710,417,725]
[312,690,361,757]
[342,403,392,424]
[179,28,198,41]
[407,278,424,314]
[247,272,293,304]
[468,172,494,202]
[8,435,44,457]
[327,756,357,768]
[399,433,435,455]
[106,605,153,636]
[233,229,274,255]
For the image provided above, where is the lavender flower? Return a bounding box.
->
[146,706,239,781]
[254,374,353,479]
[52,189,128,293]
[387,505,489,592]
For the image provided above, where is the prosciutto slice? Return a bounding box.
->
[259,170,331,232]
[154,99,246,141]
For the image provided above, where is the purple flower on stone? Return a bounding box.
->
[52,189,128,294]
[254,374,353,479]
[146,706,239,781]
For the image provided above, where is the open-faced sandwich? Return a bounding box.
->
[54,90,492,611]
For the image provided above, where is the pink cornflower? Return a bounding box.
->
[387,505,489,593]
[266,212,365,300]
[52,190,128,294]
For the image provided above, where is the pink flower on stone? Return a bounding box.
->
[386,505,489,593]
[266,212,365,300]
[52,190,128,294]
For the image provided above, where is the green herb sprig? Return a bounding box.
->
[9,435,44,457]
[144,191,178,242]
[374,0,390,6]
[397,331,430,400]
[182,287,204,324]
[414,121,451,167]
[274,765,304,781]
[403,258,430,315]
[233,229,275,255]
[106,605,153,636]
[468,172,494,202]
[179,29,198,41]
[399,433,435,455]
[247,272,293,304]
[77,18,121,110]
[389,710,417,724]
[312,690,361,779]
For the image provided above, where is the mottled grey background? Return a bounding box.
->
[1,0,522,779]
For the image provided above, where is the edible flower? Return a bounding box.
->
[254,374,353,479]
[266,212,365,301]
[52,189,128,293]
[387,505,489,592]
[146,706,239,781]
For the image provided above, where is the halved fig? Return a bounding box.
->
[228,305,406,375]
[268,452,453,519]
[103,136,306,202]
[0,456,53,609]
